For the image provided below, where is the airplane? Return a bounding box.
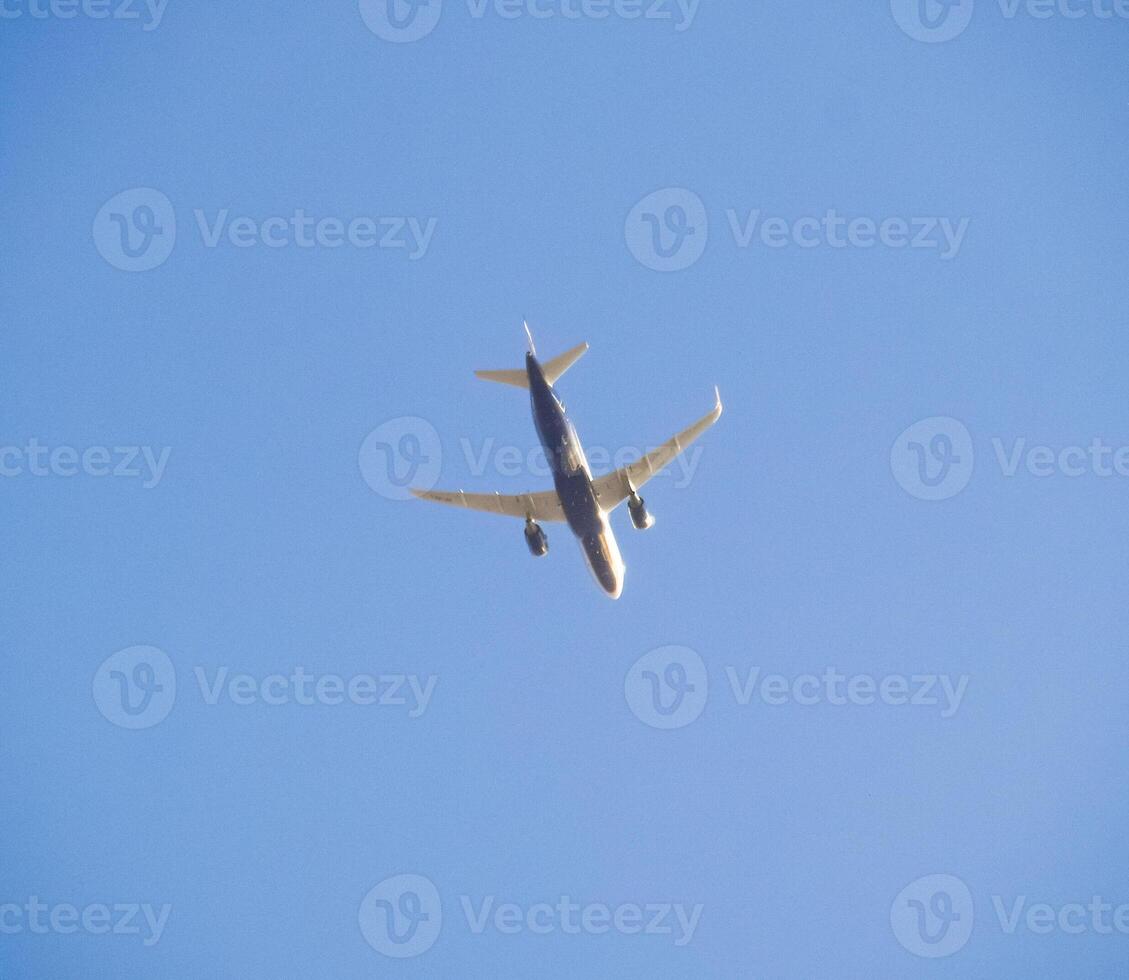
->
[410,324,722,599]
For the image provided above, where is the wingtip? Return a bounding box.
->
[714,385,723,417]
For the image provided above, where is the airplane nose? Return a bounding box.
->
[600,566,624,600]
[580,534,625,599]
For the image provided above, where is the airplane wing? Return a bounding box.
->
[409,487,567,523]
[591,388,723,511]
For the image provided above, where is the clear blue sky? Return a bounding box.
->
[3,2,1129,977]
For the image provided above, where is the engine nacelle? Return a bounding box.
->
[524,519,549,557]
[628,493,655,530]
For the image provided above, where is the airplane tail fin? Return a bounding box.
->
[475,340,589,389]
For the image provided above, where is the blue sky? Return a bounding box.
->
[3,1,1129,976]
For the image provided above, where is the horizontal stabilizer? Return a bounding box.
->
[474,341,589,389]
[473,368,529,389]
[543,342,588,385]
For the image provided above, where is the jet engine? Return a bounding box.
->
[628,492,655,530]
[524,519,549,557]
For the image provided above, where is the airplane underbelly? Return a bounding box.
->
[552,470,626,599]
[555,470,600,537]
[554,424,589,478]
[537,402,623,596]
[578,515,625,599]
